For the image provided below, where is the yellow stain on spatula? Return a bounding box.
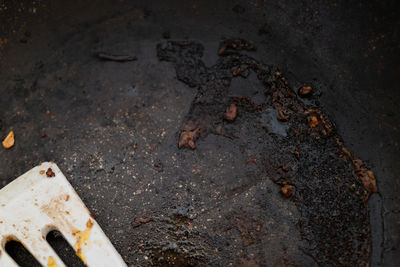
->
[47,256,59,267]
[73,219,94,264]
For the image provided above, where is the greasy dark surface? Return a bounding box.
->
[0,0,399,266]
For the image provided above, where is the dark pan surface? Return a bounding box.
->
[0,1,399,266]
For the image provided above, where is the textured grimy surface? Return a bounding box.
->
[0,0,399,266]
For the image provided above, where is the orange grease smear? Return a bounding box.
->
[73,219,94,264]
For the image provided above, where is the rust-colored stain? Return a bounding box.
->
[40,196,79,238]
[47,256,59,267]
[73,219,94,264]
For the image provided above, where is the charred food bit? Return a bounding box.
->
[215,125,223,135]
[178,130,198,149]
[2,131,14,149]
[46,168,55,178]
[154,161,163,173]
[246,158,257,164]
[306,109,334,138]
[298,86,313,97]
[277,105,290,122]
[294,147,300,159]
[308,116,319,128]
[218,39,255,55]
[224,103,238,121]
[131,217,152,228]
[280,184,293,198]
[96,52,137,62]
[353,159,378,193]
[218,43,228,56]
[335,138,378,195]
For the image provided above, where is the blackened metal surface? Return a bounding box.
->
[0,0,399,266]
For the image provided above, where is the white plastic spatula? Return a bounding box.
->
[0,162,127,267]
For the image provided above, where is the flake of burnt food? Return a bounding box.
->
[178,119,208,149]
[232,67,250,78]
[280,184,293,198]
[224,103,238,121]
[215,125,223,135]
[246,158,257,164]
[294,146,300,159]
[96,52,137,62]
[131,217,152,228]
[298,86,313,97]
[276,104,290,122]
[336,138,378,196]
[305,108,334,138]
[353,159,378,193]
[178,129,198,149]
[218,39,255,55]
[154,160,163,173]
[46,168,55,177]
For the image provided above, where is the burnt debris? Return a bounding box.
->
[95,52,137,62]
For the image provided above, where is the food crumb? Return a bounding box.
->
[46,168,55,178]
[298,86,313,97]
[154,161,163,172]
[246,158,257,164]
[178,130,198,149]
[215,125,223,135]
[86,219,94,228]
[224,103,237,121]
[2,131,15,149]
[308,116,319,128]
[280,184,293,198]
[40,170,45,175]
[131,216,152,228]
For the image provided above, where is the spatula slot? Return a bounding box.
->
[46,230,86,267]
[5,240,41,267]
